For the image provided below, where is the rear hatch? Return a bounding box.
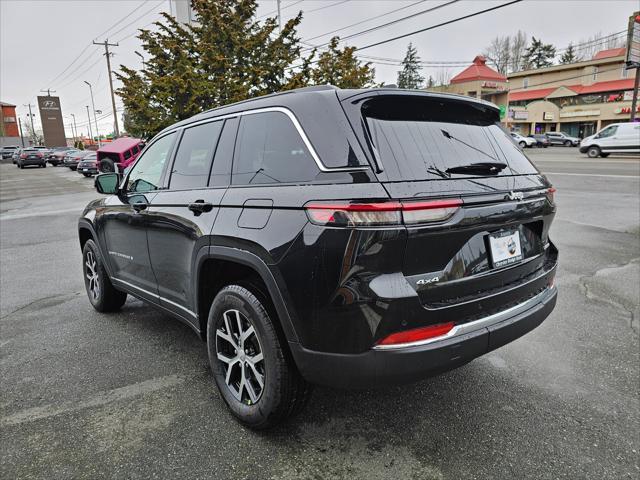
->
[341,92,557,323]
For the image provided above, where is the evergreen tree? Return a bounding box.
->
[116,0,309,138]
[397,43,424,89]
[522,37,556,69]
[560,43,578,64]
[311,37,376,88]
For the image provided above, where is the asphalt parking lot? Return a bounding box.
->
[1,148,638,479]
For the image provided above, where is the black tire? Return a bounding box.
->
[100,158,116,173]
[41,163,46,168]
[82,173,91,177]
[69,166,77,171]
[564,140,572,147]
[82,239,127,312]
[207,284,311,429]
[518,141,526,148]
[587,146,601,158]
[600,153,610,158]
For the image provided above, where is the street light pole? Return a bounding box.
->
[135,51,146,70]
[85,105,94,146]
[84,81,101,147]
[277,0,282,33]
[23,103,37,144]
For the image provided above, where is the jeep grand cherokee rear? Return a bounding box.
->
[79,87,557,429]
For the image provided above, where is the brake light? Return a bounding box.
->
[547,187,556,203]
[37,153,43,157]
[20,153,26,158]
[305,199,462,227]
[376,322,455,347]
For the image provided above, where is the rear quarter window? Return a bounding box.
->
[361,96,537,181]
[232,111,320,185]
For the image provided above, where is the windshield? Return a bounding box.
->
[362,96,538,181]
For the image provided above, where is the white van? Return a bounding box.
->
[579,122,640,158]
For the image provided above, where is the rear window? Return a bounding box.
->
[361,96,537,181]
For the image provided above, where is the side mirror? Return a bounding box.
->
[95,173,121,194]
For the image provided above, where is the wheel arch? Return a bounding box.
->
[194,246,300,345]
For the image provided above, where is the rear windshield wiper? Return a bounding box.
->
[440,129,500,163]
[445,162,507,175]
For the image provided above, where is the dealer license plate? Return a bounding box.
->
[488,230,523,268]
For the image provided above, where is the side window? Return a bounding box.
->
[132,145,139,155]
[170,121,223,190]
[124,149,132,160]
[232,111,319,185]
[598,126,617,138]
[127,132,176,193]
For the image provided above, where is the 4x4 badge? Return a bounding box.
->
[505,191,524,201]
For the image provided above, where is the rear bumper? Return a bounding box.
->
[291,286,557,389]
[20,158,45,165]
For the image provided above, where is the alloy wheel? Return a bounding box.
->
[85,250,100,301]
[216,309,265,405]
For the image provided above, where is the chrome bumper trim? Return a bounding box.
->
[373,286,555,351]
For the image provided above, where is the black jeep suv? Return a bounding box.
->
[78,86,558,429]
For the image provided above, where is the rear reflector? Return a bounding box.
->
[305,199,461,227]
[546,187,556,203]
[376,322,455,347]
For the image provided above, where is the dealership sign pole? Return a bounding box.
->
[625,12,640,121]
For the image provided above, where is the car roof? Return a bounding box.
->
[159,85,500,135]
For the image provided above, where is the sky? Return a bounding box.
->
[1,0,636,138]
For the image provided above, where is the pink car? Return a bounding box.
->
[97,137,145,173]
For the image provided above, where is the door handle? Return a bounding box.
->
[188,200,213,216]
[132,202,148,212]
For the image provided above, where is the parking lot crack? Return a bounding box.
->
[579,258,640,333]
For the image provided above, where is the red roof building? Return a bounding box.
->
[592,47,626,60]
[450,56,507,84]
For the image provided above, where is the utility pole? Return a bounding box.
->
[18,118,25,147]
[84,81,101,147]
[23,103,37,144]
[70,113,78,143]
[39,88,56,97]
[277,0,282,33]
[630,68,639,122]
[93,40,120,138]
[86,105,94,146]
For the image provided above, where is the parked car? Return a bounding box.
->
[1,145,20,159]
[579,122,640,158]
[529,134,550,148]
[77,152,99,176]
[545,131,580,146]
[11,148,24,164]
[64,150,91,170]
[510,132,536,148]
[80,87,558,429]
[48,146,75,165]
[97,138,144,173]
[16,148,47,168]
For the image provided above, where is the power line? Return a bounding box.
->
[303,0,428,43]
[356,0,523,52]
[93,0,150,41]
[306,0,461,50]
[257,0,304,20]
[108,0,166,41]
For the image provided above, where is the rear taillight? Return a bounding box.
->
[546,187,556,203]
[305,199,462,227]
[376,322,455,347]
[37,153,43,157]
[20,153,26,158]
